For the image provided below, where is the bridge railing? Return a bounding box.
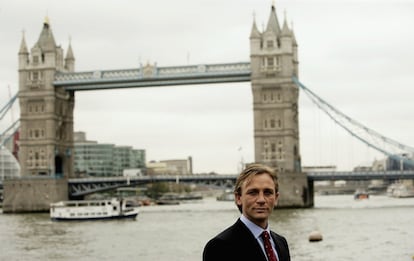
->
[307,170,414,181]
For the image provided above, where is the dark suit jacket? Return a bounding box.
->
[203,219,290,261]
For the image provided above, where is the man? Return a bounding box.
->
[203,164,290,261]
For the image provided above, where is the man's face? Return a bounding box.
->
[235,173,279,228]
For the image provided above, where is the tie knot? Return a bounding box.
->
[262,231,270,240]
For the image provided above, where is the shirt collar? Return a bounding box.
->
[240,214,270,239]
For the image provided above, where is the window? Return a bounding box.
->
[267,40,274,48]
[32,72,39,81]
[267,57,274,67]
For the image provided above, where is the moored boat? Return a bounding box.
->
[354,189,369,200]
[389,184,414,198]
[156,192,203,205]
[50,198,139,221]
[216,191,235,201]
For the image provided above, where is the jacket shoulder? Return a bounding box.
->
[203,220,266,261]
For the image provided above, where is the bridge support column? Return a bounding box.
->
[2,178,68,213]
[277,172,313,208]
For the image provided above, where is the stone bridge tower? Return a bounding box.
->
[18,18,75,179]
[250,5,300,173]
[250,4,311,207]
[3,18,75,213]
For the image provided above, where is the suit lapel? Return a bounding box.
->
[235,219,269,261]
[270,231,288,261]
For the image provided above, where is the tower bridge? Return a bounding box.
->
[3,3,307,212]
[1,3,413,212]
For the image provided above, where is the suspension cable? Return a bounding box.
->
[293,76,414,167]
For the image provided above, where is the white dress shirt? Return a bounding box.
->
[240,214,280,261]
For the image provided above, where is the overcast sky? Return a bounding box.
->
[1,0,414,174]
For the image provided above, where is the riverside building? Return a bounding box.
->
[73,132,145,177]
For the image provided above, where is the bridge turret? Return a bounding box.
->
[64,41,75,72]
[265,4,281,35]
[280,14,292,54]
[18,32,29,70]
[249,16,261,50]
[291,25,299,76]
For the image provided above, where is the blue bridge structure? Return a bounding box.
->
[66,170,414,197]
[3,169,413,197]
[2,170,413,197]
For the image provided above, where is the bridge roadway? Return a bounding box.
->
[68,174,237,197]
[1,170,414,197]
[54,62,251,91]
[67,170,414,197]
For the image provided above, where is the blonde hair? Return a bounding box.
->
[234,163,278,212]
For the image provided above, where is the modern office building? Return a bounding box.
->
[73,132,145,177]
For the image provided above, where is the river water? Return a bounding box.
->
[0,195,413,261]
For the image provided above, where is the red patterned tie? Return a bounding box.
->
[261,231,278,261]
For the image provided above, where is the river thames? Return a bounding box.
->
[0,195,413,261]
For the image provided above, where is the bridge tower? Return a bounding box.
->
[3,18,73,212]
[17,18,75,178]
[250,4,311,206]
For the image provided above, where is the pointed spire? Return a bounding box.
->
[44,16,50,28]
[19,30,28,54]
[64,36,75,71]
[250,12,261,39]
[265,2,281,35]
[65,37,75,60]
[36,16,56,52]
[281,9,291,36]
[291,21,298,46]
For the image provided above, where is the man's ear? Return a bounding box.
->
[274,192,280,206]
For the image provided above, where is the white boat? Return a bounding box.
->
[50,198,139,221]
[389,184,414,198]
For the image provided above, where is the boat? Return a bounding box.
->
[50,198,139,221]
[354,189,369,200]
[388,183,414,198]
[156,193,180,205]
[216,191,235,201]
[156,192,203,205]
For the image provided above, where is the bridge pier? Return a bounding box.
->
[2,178,68,213]
[277,172,313,208]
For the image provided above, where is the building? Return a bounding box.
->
[18,17,75,178]
[146,157,192,176]
[385,154,414,171]
[73,132,145,177]
[249,4,300,173]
